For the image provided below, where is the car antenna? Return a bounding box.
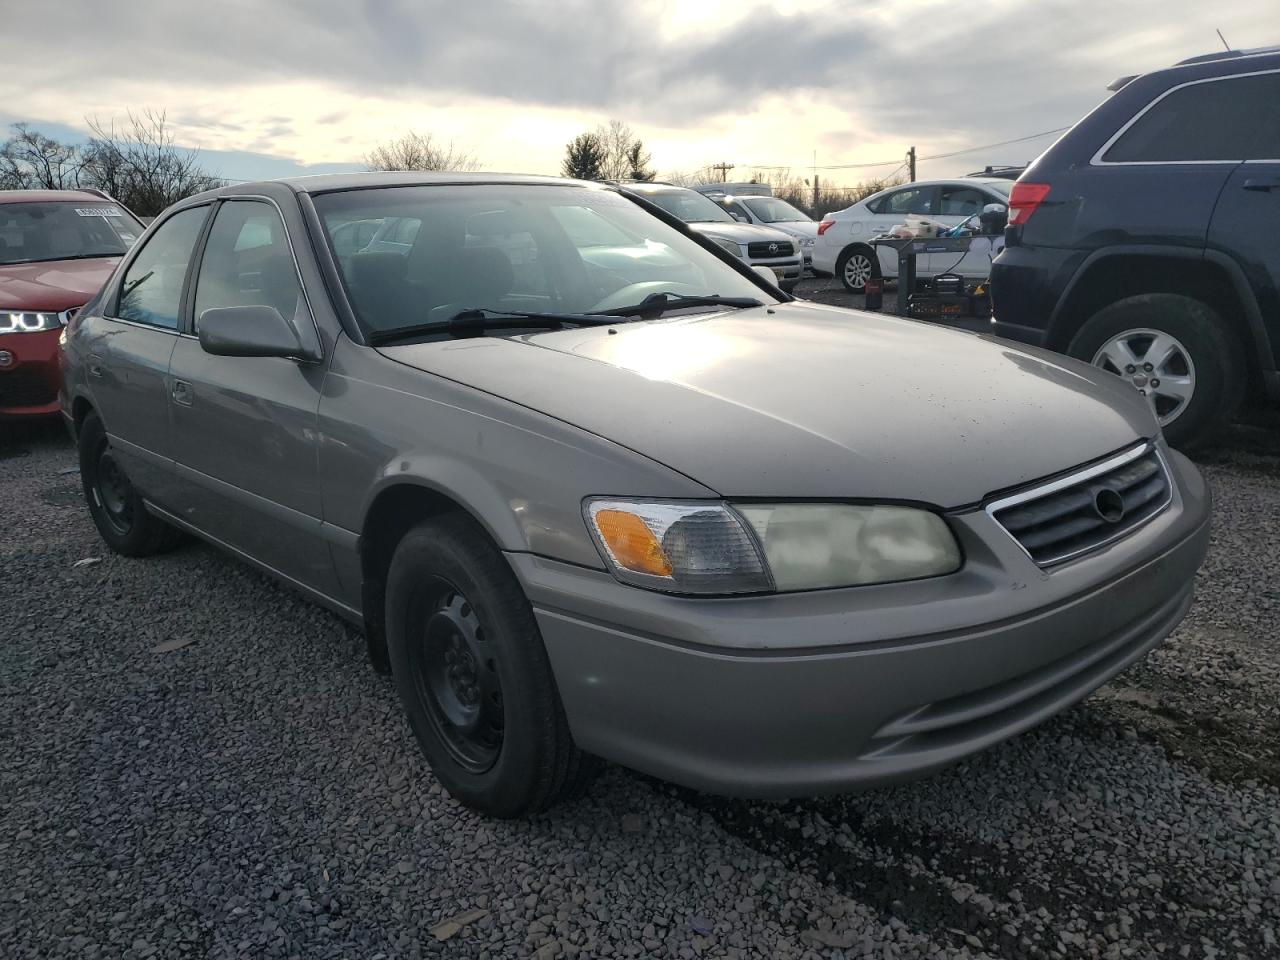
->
[1215,28,1230,51]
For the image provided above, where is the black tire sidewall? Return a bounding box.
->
[837,246,877,293]
[78,414,161,555]
[385,516,564,817]
[1067,294,1242,449]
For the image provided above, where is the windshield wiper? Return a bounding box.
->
[367,307,617,346]
[600,292,763,318]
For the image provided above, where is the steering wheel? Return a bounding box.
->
[588,281,706,313]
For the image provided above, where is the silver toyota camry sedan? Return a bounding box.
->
[59,173,1211,818]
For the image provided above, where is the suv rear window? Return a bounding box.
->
[1103,71,1280,162]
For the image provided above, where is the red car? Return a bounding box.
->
[0,190,145,419]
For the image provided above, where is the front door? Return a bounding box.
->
[85,205,210,504]
[166,199,335,594]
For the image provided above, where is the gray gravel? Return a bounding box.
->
[2,389,1278,958]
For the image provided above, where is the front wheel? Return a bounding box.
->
[836,246,877,293]
[78,412,183,556]
[385,513,596,817]
[1067,294,1244,449]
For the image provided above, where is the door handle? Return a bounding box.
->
[171,379,192,406]
[88,353,103,378]
[1243,178,1280,192]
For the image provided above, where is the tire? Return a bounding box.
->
[1066,293,1245,449]
[384,513,596,817]
[78,413,184,556]
[836,245,878,293]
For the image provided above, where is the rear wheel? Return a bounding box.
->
[385,513,596,817]
[78,413,183,556]
[836,246,877,293]
[1067,294,1244,449]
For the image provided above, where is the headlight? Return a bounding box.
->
[0,310,64,333]
[584,499,960,595]
[736,503,961,590]
[800,236,816,248]
[709,236,742,258]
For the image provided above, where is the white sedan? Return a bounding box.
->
[813,178,1012,291]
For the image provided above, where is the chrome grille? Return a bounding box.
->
[746,240,796,259]
[988,444,1172,566]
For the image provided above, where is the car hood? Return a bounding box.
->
[686,221,796,244]
[380,302,1156,506]
[759,221,819,240]
[0,257,121,310]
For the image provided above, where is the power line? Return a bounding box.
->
[741,125,1071,173]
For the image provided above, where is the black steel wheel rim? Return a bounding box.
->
[93,443,134,535]
[409,578,504,773]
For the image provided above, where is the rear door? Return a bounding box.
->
[1205,70,1280,378]
[86,204,210,503]
[166,198,335,593]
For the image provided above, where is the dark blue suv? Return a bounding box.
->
[991,46,1280,447]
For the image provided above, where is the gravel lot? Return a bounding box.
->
[2,295,1278,958]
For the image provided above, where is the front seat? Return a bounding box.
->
[426,247,515,322]
[348,252,411,330]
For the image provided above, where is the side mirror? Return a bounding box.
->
[198,305,307,359]
[751,265,781,287]
[979,202,1009,235]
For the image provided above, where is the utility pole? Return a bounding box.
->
[907,146,916,182]
[812,174,819,212]
[711,161,734,182]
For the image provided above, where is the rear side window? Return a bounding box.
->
[869,188,936,217]
[194,200,304,328]
[1104,71,1280,162]
[115,206,208,329]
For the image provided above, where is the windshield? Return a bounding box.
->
[743,197,811,223]
[641,189,736,224]
[314,184,773,336]
[0,201,143,266]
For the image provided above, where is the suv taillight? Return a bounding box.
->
[1007,182,1051,227]
[817,219,835,236]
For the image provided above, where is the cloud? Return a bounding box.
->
[0,0,1275,181]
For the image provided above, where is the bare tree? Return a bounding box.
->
[81,111,223,216]
[365,131,479,173]
[0,123,83,190]
[746,167,907,218]
[591,120,655,181]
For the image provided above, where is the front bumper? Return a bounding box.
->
[513,447,1210,798]
[0,329,62,419]
[747,255,803,283]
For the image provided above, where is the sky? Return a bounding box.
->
[1,0,1275,187]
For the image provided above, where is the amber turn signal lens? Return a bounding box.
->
[592,509,673,577]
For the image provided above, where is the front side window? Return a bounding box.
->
[115,206,208,329]
[194,201,303,327]
[313,184,773,336]
[938,187,987,217]
[1104,71,1280,162]
[874,188,936,217]
[743,197,810,223]
[0,201,145,266]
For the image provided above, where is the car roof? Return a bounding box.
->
[198,171,612,200]
[0,188,118,204]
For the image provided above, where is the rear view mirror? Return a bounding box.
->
[198,305,307,360]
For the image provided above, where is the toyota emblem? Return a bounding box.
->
[1093,487,1126,524]
[768,243,779,254]
[0,350,13,369]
